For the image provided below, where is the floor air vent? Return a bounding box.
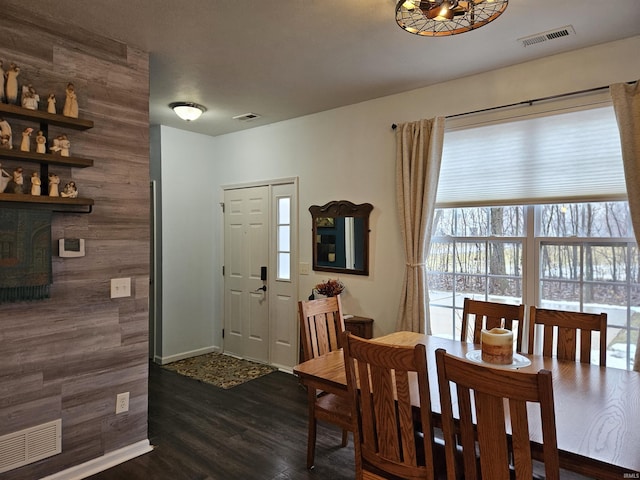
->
[519,25,575,47]
[0,419,62,473]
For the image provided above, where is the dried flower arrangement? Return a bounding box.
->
[314,278,345,297]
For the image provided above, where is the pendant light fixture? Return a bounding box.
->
[169,102,207,121]
[396,0,508,36]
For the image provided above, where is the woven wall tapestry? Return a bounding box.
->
[0,208,52,302]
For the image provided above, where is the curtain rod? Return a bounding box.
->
[390,81,635,130]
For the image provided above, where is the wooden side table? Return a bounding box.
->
[344,316,373,339]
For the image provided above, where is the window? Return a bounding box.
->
[276,196,291,280]
[429,203,639,369]
[428,95,638,370]
[429,206,525,340]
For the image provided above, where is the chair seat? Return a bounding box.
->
[315,392,351,428]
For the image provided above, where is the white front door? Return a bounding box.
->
[223,186,270,363]
[223,181,298,368]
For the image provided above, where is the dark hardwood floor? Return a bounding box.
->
[87,362,356,480]
[86,361,594,480]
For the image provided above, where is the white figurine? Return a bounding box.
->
[50,134,63,154]
[0,163,10,193]
[0,135,10,150]
[61,181,78,198]
[30,172,41,196]
[5,63,19,104]
[36,131,46,154]
[63,82,78,118]
[20,127,33,152]
[48,173,60,196]
[47,93,56,114]
[13,167,24,194]
[0,118,12,149]
[59,134,70,157]
[21,84,40,110]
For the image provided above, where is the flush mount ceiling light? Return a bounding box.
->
[169,102,207,121]
[396,0,508,36]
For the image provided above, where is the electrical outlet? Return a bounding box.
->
[110,278,131,298]
[115,392,130,414]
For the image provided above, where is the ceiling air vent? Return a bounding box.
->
[232,113,261,122]
[518,25,575,47]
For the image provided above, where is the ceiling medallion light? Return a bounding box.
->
[169,102,207,121]
[396,0,508,37]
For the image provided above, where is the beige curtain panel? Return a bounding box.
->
[610,79,640,372]
[395,117,445,333]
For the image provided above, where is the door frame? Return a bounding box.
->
[220,177,299,370]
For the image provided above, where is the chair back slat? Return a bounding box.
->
[298,296,345,361]
[461,298,525,352]
[436,348,560,480]
[343,332,438,480]
[528,306,607,366]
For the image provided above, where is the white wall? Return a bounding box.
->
[155,35,640,361]
[157,128,220,361]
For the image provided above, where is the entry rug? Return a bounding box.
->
[162,352,277,389]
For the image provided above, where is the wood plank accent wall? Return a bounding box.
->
[0,6,150,478]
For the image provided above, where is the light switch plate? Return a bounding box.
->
[299,262,310,275]
[110,278,131,298]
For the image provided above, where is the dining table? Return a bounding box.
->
[293,331,640,480]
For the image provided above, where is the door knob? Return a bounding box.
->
[255,285,267,292]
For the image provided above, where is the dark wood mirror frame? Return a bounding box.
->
[309,200,373,276]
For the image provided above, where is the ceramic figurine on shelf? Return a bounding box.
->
[20,127,33,152]
[0,135,10,149]
[48,173,60,196]
[0,163,10,193]
[61,181,78,198]
[5,63,19,104]
[59,134,70,157]
[50,134,63,154]
[47,93,56,114]
[35,130,46,153]
[0,118,11,148]
[12,167,24,194]
[0,61,4,103]
[63,82,78,118]
[21,84,39,110]
[30,171,41,196]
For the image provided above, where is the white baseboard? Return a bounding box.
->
[155,345,220,365]
[39,439,153,480]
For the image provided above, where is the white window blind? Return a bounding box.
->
[437,95,626,208]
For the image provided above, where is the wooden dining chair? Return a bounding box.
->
[461,298,525,352]
[528,306,608,366]
[435,348,560,480]
[298,296,351,469]
[342,331,446,480]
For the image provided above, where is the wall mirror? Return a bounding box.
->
[309,200,373,276]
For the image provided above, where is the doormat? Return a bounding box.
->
[162,352,277,389]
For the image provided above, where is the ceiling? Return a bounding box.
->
[8,0,640,137]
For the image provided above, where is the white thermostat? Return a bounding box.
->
[59,238,85,257]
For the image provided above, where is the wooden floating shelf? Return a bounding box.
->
[0,193,94,211]
[0,103,94,130]
[0,149,93,168]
